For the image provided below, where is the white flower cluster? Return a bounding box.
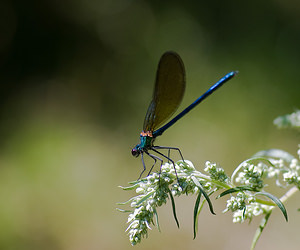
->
[223,191,268,223]
[225,192,248,211]
[235,163,266,190]
[169,160,200,196]
[125,173,167,245]
[263,147,300,189]
[232,203,268,223]
[204,161,229,184]
[123,160,205,245]
[282,155,300,189]
[274,110,300,129]
[224,147,300,224]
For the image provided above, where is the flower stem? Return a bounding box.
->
[250,186,298,249]
[250,210,272,250]
[279,186,299,204]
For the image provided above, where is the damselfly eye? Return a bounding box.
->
[131,148,140,157]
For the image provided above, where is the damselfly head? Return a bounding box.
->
[131,148,140,157]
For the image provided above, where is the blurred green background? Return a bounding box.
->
[0,0,299,249]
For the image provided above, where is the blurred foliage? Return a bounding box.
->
[0,0,299,249]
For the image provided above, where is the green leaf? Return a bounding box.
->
[116,208,132,213]
[242,207,246,221]
[153,207,161,232]
[191,176,215,215]
[128,179,147,185]
[136,190,156,206]
[116,196,137,205]
[217,186,255,198]
[168,189,180,228]
[193,192,202,239]
[255,192,288,221]
[118,183,140,190]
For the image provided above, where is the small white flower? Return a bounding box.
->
[247,196,255,203]
[164,177,171,183]
[252,205,263,216]
[290,159,299,169]
[145,220,152,230]
[136,187,144,194]
[232,210,244,223]
[146,203,152,211]
[127,213,135,223]
[127,220,139,231]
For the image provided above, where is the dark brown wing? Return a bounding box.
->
[143,51,186,132]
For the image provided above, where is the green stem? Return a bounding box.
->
[279,186,298,203]
[250,186,298,249]
[250,210,272,250]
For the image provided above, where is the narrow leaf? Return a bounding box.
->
[193,192,202,239]
[168,189,180,228]
[153,207,161,232]
[128,179,147,185]
[118,183,140,190]
[136,190,156,206]
[217,186,255,198]
[255,192,288,221]
[116,196,137,205]
[191,176,215,215]
[116,208,132,213]
[242,207,246,221]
